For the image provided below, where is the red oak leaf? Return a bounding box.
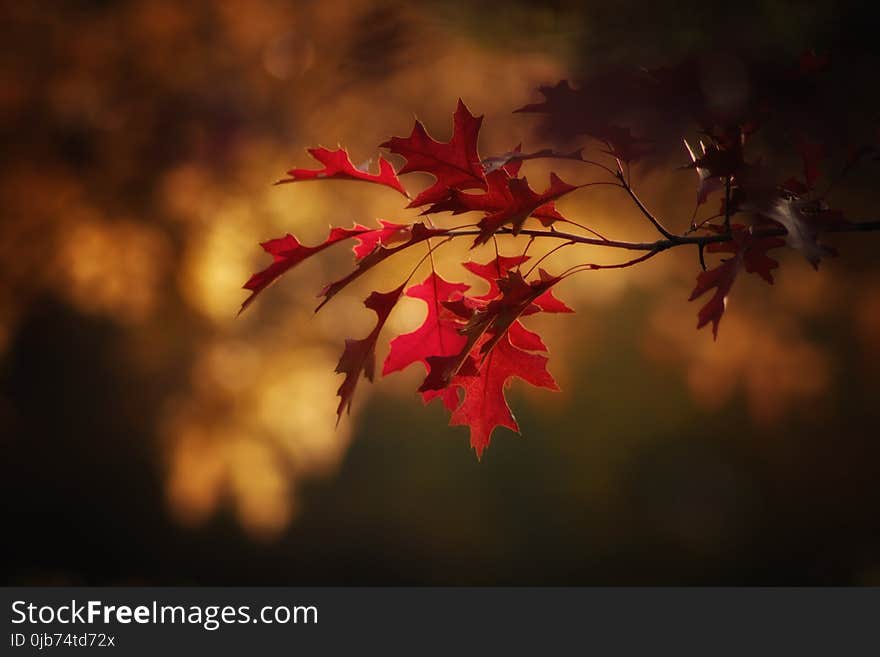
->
[689,225,786,337]
[352,220,411,259]
[381,99,486,208]
[240,224,370,313]
[424,169,568,227]
[448,331,558,459]
[420,267,564,391]
[398,258,568,457]
[335,285,405,422]
[475,269,564,356]
[532,287,575,314]
[508,321,549,352]
[382,273,470,377]
[462,256,573,312]
[474,173,579,244]
[690,258,739,339]
[515,81,653,162]
[462,255,527,300]
[277,146,408,197]
[318,223,448,310]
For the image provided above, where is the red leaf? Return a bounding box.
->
[689,258,737,339]
[420,267,563,391]
[382,273,470,377]
[318,223,448,310]
[463,255,527,300]
[476,269,563,355]
[335,285,405,422]
[277,146,408,197]
[425,168,568,228]
[417,257,563,457]
[352,220,411,259]
[462,256,573,312]
[240,224,370,313]
[448,331,558,459]
[689,225,785,337]
[533,288,574,314]
[381,99,486,207]
[474,173,579,244]
[508,321,549,351]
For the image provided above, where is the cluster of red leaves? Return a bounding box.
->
[241,100,585,457]
[242,52,871,457]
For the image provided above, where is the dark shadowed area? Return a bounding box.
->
[2,0,880,585]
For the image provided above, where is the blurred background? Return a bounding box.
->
[2,0,879,585]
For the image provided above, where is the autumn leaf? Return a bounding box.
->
[756,198,835,268]
[277,146,408,197]
[413,256,564,457]
[474,269,564,356]
[241,221,424,313]
[317,223,448,310]
[473,173,579,244]
[352,220,412,259]
[381,99,486,208]
[424,168,567,226]
[462,255,528,300]
[335,285,405,422]
[420,261,565,392]
[516,80,653,162]
[448,330,558,459]
[689,225,786,337]
[462,256,573,313]
[382,273,470,377]
[240,225,370,313]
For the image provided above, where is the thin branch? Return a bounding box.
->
[616,174,678,240]
[444,219,880,252]
[686,212,724,234]
[723,176,732,233]
[524,240,575,278]
[578,158,619,178]
[554,217,611,241]
[560,249,662,277]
